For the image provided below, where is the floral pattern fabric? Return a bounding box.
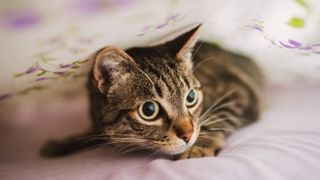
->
[0,0,319,101]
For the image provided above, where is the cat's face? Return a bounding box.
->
[89,25,203,154]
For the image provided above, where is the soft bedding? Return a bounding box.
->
[1,0,320,180]
[1,84,320,180]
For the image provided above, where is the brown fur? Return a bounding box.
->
[41,25,263,159]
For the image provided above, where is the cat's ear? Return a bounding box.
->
[165,24,202,68]
[92,46,134,93]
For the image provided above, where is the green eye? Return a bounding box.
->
[186,89,198,107]
[138,101,159,120]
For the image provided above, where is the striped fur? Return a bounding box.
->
[41,26,263,159]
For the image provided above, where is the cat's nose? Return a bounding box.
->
[174,122,194,143]
[178,130,193,143]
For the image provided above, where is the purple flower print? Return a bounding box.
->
[279,39,304,49]
[47,36,64,45]
[25,65,39,74]
[137,13,185,37]
[248,22,320,55]
[53,71,69,75]
[59,64,74,68]
[0,93,13,101]
[167,14,179,20]
[35,77,49,82]
[279,41,296,48]
[2,9,41,30]
[142,25,151,31]
[288,39,302,48]
[71,0,136,15]
[253,26,263,32]
[110,0,136,7]
[14,64,40,78]
[279,39,320,54]
[71,0,106,15]
[59,64,80,69]
[156,23,168,29]
[299,46,312,50]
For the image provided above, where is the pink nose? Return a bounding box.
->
[173,119,194,143]
[177,130,193,143]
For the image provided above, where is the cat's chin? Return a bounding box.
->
[160,139,198,155]
[160,130,199,155]
[160,144,189,155]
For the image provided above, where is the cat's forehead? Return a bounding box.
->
[123,46,199,109]
[126,46,176,64]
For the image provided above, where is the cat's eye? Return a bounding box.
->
[186,89,198,107]
[138,101,160,120]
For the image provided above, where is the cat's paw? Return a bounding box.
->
[177,145,218,159]
[176,136,224,160]
[177,132,226,160]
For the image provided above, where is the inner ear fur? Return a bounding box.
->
[92,46,135,93]
[164,24,202,64]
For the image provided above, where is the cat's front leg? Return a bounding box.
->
[177,131,224,159]
[40,130,102,157]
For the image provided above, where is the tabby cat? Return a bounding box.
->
[41,25,263,159]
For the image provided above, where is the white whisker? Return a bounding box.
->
[144,149,162,160]
[199,90,235,122]
[199,113,222,126]
[201,117,230,127]
[205,128,235,133]
[119,144,150,155]
[191,41,204,61]
[192,56,218,74]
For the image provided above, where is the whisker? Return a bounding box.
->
[76,133,144,146]
[144,149,162,160]
[191,41,204,61]
[192,56,218,74]
[199,113,222,126]
[200,117,230,127]
[100,139,145,146]
[103,133,142,137]
[199,90,235,122]
[82,141,107,151]
[75,133,106,142]
[203,128,235,133]
[109,136,146,140]
[199,102,241,127]
[118,144,150,155]
[117,143,137,153]
[209,101,238,114]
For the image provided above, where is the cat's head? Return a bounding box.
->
[88,25,203,154]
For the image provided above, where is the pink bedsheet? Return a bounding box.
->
[1,83,320,180]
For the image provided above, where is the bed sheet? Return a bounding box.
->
[1,0,320,180]
[1,84,320,180]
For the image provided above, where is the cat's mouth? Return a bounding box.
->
[157,128,199,155]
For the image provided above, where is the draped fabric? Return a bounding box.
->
[1,1,319,179]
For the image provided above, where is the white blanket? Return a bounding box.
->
[0,0,320,179]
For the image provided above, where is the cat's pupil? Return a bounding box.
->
[139,101,159,120]
[187,90,195,103]
[142,102,156,116]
